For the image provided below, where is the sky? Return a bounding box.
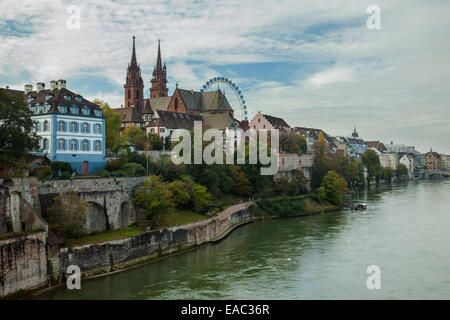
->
[1,0,449,154]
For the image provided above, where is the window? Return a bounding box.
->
[58,121,66,132]
[94,140,101,151]
[71,121,78,132]
[58,106,67,113]
[75,96,82,102]
[94,123,101,133]
[94,110,102,117]
[174,98,178,110]
[82,139,89,151]
[58,139,65,150]
[160,128,165,133]
[43,103,50,113]
[35,121,41,132]
[136,90,139,99]
[70,139,78,151]
[150,128,155,133]
[82,107,90,115]
[82,122,90,133]
[128,89,130,99]
[70,106,79,114]
[64,95,71,100]
[43,138,49,150]
[43,120,49,131]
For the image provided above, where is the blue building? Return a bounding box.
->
[22,80,105,174]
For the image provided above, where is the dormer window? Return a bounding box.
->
[75,96,82,102]
[82,106,90,115]
[94,110,102,117]
[43,103,50,113]
[64,95,71,100]
[70,105,79,114]
[45,94,54,100]
[58,106,67,113]
[27,96,35,102]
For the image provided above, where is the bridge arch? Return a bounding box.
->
[120,201,131,228]
[86,201,109,233]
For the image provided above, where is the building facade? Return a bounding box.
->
[249,112,290,131]
[424,149,442,171]
[6,81,105,174]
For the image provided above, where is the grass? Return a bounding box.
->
[66,228,145,247]
[65,209,208,247]
[0,229,45,241]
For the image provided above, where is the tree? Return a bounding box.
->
[229,165,252,197]
[383,167,394,182]
[311,132,332,189]
[148,133,163,150]
[396,163,408,177]
[280,132,308,153]
[317,171,348,206]
[192,184,213,212]
[48,191,90,240]
[0,89,40,174]
[361,149,382,184]
[93,99,121,151]
[168,180,190,206]
[121,126,146,150]
[289,169,308,194]
[133,175,174,218]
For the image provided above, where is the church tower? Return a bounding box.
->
[124,35,144,112]
[150,40,169,98]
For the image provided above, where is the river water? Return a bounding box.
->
[39,180,450,299]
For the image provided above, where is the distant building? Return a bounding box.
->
[442,155,450,171]
[249,112,290,131]
[365,141,388,153]
[293,126,337,153]
[386,141,415,153]
[399,154,415,176]
[379,153,398,169]
[424,148,442,171]
[146,110,202,141]
[3,81,105,174]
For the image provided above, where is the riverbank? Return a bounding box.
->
[25,195,338,299]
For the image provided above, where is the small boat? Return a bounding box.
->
[351,203,367,210]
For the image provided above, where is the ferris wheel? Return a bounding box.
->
[200,77,248,121]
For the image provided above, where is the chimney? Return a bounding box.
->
[24,84,33,94]
[50,80,58,90]
[36,82,45,93]
[58,79,66,90]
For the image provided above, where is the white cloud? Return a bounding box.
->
[306,67,354,87]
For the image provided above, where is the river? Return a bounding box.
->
[38,180,450,299]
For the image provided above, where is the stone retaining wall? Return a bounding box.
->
[0,232,47,297]
[59,202,255,277]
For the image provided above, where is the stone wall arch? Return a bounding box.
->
[86,201,109,233]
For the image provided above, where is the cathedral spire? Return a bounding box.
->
[130,35,137,66]
[150,39,168,98]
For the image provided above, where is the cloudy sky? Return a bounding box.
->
[1,0,449,154]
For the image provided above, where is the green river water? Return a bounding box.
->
[38,180,450,299]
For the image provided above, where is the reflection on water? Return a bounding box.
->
[38,180,450,300]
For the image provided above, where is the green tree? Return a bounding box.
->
[48,191,90,240]
[93,99,121,151]
[121,126,146,150]
[361,149,382,184]
[383,167,394,182]
[0,89,40,175]
[133,175,174,218]
[192,184,213,212]
[168,180,190,206]
[148,133,163,150]
[317,171,348,206]
[396,163,408,177]
[229,165,252,197]
[311,132,332,189]
[280,132,308,153]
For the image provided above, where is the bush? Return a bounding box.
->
[50,161,73,175]
[60,171,72,180]
[123,163,146,176]
[31,165,52,179]
[48,191,90,241]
